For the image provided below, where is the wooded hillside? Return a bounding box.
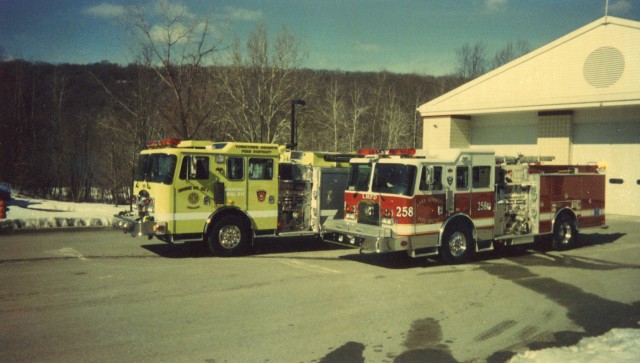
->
[0,60,461,203]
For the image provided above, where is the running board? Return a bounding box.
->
[409,247,439,258]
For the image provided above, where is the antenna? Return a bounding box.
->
[604,0,609,17]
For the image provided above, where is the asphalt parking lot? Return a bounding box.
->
[0,215,638,362]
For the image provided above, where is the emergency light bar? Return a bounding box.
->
[358,148,416,157]
[146,138,181,149]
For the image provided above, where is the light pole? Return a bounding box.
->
[288,99,305,150]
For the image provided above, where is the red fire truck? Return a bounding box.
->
[323,148,606,263]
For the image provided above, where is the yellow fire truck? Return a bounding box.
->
[114,139,352,256]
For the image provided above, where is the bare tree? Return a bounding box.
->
[381,91,410,148]
[90,60,165,203]
[220,24,308,144]
[455,40,532,81]
[491,39,531,69]
[455,42,488,81]
[369,72,388,148]
[320,76,346,151]
[345,81,369,151]
[51,68,69,198]
[127,0,225,139]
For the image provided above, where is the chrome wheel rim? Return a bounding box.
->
[449,231,467,257]
[557,222,572,245]
[218,225,242,249]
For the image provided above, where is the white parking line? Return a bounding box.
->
[280,259,341,274]
[58,247,89,262]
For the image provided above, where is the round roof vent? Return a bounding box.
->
[583,46,625,88]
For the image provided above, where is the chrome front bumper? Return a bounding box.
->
[113,213,157,237]
[322,218,402,253]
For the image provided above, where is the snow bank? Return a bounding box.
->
[509,328,640,362]
[0,196,124,232]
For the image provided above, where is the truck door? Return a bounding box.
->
[452,164,471,215]
[416,165,446,224]
[174,154,215,235]
[246,157,278,231]
[469,164,494,219]
[224,155,248,210]
[448,156,495,219]
[469,155,495,240]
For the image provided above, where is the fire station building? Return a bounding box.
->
[418,16,640,216]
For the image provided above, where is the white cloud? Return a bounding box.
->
[484,0,508,11]
[608,0,633,15]
[84,3,126,18]
[355,41,382,52]
[153,0,195,19]
[149,22,190,44]
[224,6,264,22]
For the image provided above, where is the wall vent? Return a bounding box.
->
[583,46,625,88]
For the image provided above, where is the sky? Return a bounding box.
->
[1,0,639,75]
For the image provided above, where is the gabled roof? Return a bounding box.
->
[418,16,640,117]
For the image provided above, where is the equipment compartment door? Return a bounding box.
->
[316,168,350,231]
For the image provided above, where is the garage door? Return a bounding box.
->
[572,120,640,216]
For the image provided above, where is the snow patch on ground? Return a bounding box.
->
[509,328,640,362]
[0,195,124,231]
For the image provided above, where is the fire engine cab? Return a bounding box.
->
[323,148,606,263]
[114,139,351,256]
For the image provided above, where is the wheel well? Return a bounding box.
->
[440,214,476,245]
[553,208,579,232]
[204,207,253,240]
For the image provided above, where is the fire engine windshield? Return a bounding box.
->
[372,164,417,196]
[134,154,177,184]
[348,163,372,192]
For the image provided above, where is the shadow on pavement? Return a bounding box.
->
[142,241,210,258]
[142,236,347,259]
[337,230,626,269]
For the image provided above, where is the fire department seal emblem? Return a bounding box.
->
[188,192,199,205]
[257,189,267,202]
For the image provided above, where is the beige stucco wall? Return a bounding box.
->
[423,116,470,149]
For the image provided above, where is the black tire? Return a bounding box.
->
[552,214,578,251]
[207,215,251,257]
[441,224,474,264]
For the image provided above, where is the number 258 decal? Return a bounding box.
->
[396,206,414,217]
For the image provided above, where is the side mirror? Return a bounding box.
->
[426,166,435,188]
[189,156,198,180]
